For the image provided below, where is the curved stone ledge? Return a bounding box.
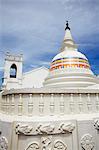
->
[0,89,99,116]
[2,87,99,95]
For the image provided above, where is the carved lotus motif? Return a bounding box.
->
[0,136,8,150]
[81,134,94,150]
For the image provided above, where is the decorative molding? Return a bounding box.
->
[39,94,44,115]
[81,134,94,150]
[70,94,74,112]
[15,122,75,135]
[94,119,99,130]
[25,138,67,150]
[15,124,33,135]
[50,94,55,115]
[58,123,75,133]
[25,142,39,150]
[36,124,55,134]
[87,94,92,111]
[1,92,99,115]
[60,94,65,114]
[0,136,8,150]
[54,140,67,150]
[78,94,83,112]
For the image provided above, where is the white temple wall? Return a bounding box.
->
[22,67,49,89]
[0,120,12,150]
[77,120,96,150]
[0,118,99,150]
[0,89,99,150]
[1,91,99,116]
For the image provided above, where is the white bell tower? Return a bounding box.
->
[2,52,23,90]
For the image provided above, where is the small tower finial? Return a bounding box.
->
[65,21,70,30]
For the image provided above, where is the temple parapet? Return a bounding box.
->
[1,88,99,116]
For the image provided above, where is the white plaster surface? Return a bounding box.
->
[0,89,99,150]
[0,24,99,150]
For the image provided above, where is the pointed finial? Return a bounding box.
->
[65,21,70,30]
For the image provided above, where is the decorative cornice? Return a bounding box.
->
[2,88,99,95]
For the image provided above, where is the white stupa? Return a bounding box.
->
[44,21,97,88]
[0,22,99,150]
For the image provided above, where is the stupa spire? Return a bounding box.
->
[60,21,77,52]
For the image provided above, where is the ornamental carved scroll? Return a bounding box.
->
[25,138,67,150]
[81,134,94,150]
[58,123,75,133]
[94,119,99,130]
[0,136,8,150]
[36,124,55,134]
[16,124,33,135]
[15,122,75,136]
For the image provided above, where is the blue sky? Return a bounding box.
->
[0,0,99,85]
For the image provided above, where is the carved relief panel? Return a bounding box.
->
[80,134,94,150]
[25,137,67,150]
[14,121,76,150]
[15,122,75,135]
[0,136,8,150]
[0,130,8,150]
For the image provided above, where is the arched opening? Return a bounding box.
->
[10,64,17,78]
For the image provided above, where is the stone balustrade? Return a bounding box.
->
[0,88,99,116]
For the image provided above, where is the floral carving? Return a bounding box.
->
[25,138,68,150]
[0,136,8,150]
[15,122,75,135]
[36,124,54,134]
[81,134,94,150]
[54,140,67,150]
[58,123,75,133]
[25,142,39,150]
[94,119,99,130]
[16,124,33,135]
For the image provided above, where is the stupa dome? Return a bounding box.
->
[52,50,87,62]
[51,50,89,73]
[44,22,97,88]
